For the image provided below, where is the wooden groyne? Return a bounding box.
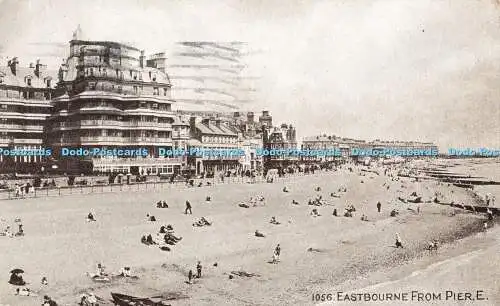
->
[438,202,500,216]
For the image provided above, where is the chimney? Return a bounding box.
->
[29,63,34,69]
[35,59,46,78]
[8,57,19,75]
[139,50,145,68]
[201,118,210,126]
[262,110,269,116]
[233,111,240,118]
[247,112,254,123]
[189,116,197,130]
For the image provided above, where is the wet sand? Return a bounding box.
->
[0,162,492,306]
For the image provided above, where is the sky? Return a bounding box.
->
[0,0,499,150]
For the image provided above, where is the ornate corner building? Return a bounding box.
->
[45,29,184,174]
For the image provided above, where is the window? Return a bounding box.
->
[27,78,32,86]
[46,79,51,88]
[152,74,157,82]
[89,82,96,90]
[133,86,138,94]
[90,68,94,76]
[163,88,168,96]
[103,68,107,76]
[153,87,159,95]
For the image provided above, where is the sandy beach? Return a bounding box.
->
[0,160,497,306]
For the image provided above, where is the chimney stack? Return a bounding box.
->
[35,59,46,78]
[139,50,145,68]
[201,118,210,126]
[8,57,19,76]
[247,112,254,123]
[189,116,197,130]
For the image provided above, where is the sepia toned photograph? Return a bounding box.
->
[0,0,499,305]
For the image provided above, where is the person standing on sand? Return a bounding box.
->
[275,244,281,262]
[185,201,192,214]
[196,261,202,278]
[188,270,193,284]
[395,233,403,248]
[376,202,382,213]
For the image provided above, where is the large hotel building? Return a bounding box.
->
[0,58,56,173]
[45,28,185,174]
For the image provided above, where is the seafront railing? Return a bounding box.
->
[0,171,332,201]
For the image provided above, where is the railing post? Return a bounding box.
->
[58,187,61,196]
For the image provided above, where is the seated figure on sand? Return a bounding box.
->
[238,202,250,208]
[427,240,438,251]
[15,287,35,296]
[193,217,212,227]
[269,216,280,225]
[360,214,368,221]
[146,214,156,222]
[283,187,289,193]
[118,266,133,277]
[79,292,98,306]
[9,272,26,286]
[95,263,107,277]
[310,208,321,217]
[42,295,58,306]
[292,199,299,205]
[142,234,157,245]
[87,212,96,222]
[15,224,24,236]
[255,230,265,237]
[157,200,168,208]
[343,210,353,217]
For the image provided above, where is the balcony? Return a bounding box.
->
[92,157,183,166]
[52,120,172,130]
[80,136,125,143]
[13,138,43,145]
[77,136,173,145]
[0,124,44,131]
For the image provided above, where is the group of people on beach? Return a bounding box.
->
[1,218,24,237]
